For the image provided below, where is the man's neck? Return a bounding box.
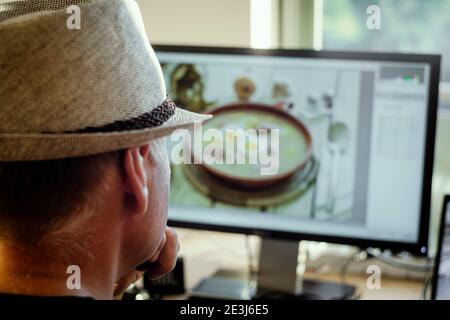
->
[0,238,119,300]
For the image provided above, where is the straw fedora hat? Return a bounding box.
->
[0,0,211,161]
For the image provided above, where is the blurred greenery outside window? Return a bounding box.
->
[322,0,450,83]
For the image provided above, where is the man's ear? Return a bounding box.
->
[123,144,151,215]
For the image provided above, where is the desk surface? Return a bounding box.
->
[169,229,425,300]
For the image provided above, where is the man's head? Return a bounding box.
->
[0,138,170,274]
[0,0,209,298]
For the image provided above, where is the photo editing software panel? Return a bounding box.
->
[156,49,432,245]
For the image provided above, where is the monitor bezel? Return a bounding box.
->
[431,195,450,299]
[155,45,441,256]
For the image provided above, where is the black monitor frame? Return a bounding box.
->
[431,195,450,299]
[156,45,441,256]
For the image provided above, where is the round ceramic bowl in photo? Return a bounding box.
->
[192,103,313,189]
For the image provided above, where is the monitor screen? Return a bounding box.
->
[155,46,438,253]
[433,197,450,300]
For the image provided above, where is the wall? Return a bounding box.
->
[136,0,251,47]
[0,0,251,46]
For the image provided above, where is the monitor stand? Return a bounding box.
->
[189,238,356,300]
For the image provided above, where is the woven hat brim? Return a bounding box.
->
[0,108,212,161]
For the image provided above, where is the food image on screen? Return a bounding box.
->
[162,59,359,222]
[196,104,312,188]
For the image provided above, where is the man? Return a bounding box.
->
[0,0,210,299]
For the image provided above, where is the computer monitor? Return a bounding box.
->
[155,46,439,258]
[155,46,440,297]
[432,195,450,300]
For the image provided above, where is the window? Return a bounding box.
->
[322,0,450,82]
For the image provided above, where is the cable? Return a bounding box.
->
[340,250,364,284]
[337,250,364,300]
[421,255,434,300]
[422,275,433,300]
[340,254,355,284]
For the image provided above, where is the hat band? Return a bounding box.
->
[65,97,176,134]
